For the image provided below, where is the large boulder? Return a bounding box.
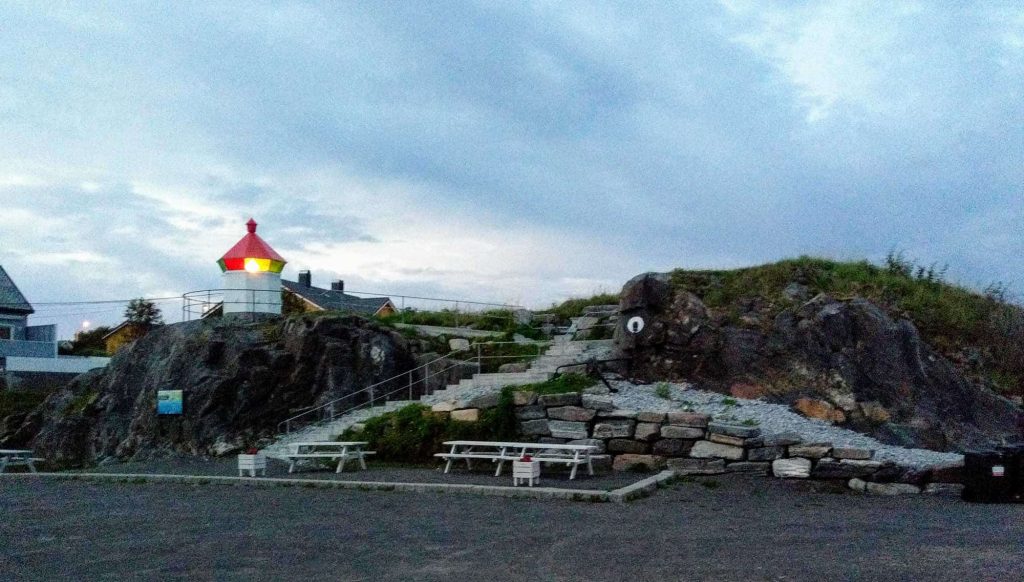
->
[616,274,1024,451]
[4,315,419,468]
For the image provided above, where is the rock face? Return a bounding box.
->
[3,315,420,468]
[616,272,1024,451]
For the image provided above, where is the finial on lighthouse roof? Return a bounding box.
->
[247,218,258,234]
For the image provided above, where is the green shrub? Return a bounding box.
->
[345,374,593,463]
[0,389,48,419]
[654,382,671,399]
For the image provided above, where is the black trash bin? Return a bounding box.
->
[997,444,1024,503]
[962,450,1014,503]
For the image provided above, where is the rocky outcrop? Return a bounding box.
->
[2,315,422,468]
[616,272,1023,451]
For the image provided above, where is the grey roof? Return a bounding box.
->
[0,265,33,315]
[282,280,393,316]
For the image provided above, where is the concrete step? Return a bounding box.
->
[470,373,551,387]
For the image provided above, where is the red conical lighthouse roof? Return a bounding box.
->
[217,218,286,273]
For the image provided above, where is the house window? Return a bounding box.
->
[0,325,12,340]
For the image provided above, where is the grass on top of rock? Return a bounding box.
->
[343,373,594,463]
[513,373,594,396]
[670,254,1024,395]
[377,308,544,336]
[540,293,619,323]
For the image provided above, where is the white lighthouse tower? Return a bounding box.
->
[217,218,286,315]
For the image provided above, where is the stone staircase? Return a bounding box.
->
[260,337,615,460]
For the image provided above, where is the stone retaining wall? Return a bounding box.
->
[434,390,964,496]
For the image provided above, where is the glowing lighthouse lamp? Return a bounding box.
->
[217,218,287,316]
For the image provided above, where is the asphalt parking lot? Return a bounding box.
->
[2,475,1023,581]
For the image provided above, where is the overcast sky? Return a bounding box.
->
[1,1,1022,337]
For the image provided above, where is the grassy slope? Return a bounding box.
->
[669,256,1023,395]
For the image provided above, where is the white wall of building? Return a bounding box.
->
[6,355,111,373]
[221,271,282,314]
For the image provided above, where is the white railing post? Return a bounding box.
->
[408,371,413,400]
[425,360,430,395]
[476,343,482,374]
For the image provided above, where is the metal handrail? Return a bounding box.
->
[277,347,469,434]
[277,339,561,435]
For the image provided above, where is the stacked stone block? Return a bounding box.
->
[433,391,963,495]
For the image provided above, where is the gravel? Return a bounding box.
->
[608,380,964,470]
[7,477,1024,580]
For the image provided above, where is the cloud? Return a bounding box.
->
[0,1,1022,336]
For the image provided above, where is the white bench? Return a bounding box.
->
[284,442,375,474]
[0,450,42,474]
[436,441,603,480]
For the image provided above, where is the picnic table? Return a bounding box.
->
[0,450,42,474]
[283,442,375,474]
[436,441,603,480]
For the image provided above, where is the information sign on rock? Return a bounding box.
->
[157,390,183,415]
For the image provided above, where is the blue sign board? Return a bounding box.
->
[157,390,183,415]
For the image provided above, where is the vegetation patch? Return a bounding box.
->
[342,402,516,463]
[475,340,547,373]
[0,389,49,419]
[654,382,672,399]
[541,293,619,322]
[345,374,593,463]
[377,308,542,340]
[512,373,593,397]
[66,389,99,416]
[259,321,282,343]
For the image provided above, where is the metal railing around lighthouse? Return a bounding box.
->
[181,288,284,321]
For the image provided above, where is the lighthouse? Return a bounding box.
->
[217,218,286,316]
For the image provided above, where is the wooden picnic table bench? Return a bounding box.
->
[435,441,605,480]
[0,450,43,474]
[283,442,375,474]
